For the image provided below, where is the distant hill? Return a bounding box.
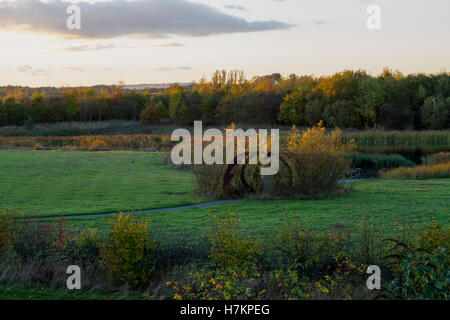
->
[124,83,193,90]
[0,82,195,96]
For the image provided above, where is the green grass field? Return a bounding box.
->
[1,150,448,238]
[71,179,450,240]
[0,150,204,218]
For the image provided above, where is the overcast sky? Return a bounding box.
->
[0,0,449,87]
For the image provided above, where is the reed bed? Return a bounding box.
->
[342,130,449,147]
[382,161,450,179]
[0,134,173,151]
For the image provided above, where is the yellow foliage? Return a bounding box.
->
[281,122,355,196]
[421,218,450,252]
[99,213,158,287]
[382,161,450,179]
[205,209,257,271]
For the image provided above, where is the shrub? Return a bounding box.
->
[420,218,450,252]
[350,153,416,170]
[70,228,102,269]
[276,122,355,197]
[381,162,450,179]
[99,214,159,287]
[12,219,72,263]
[351,216,388,266]
[387,248,449,300]
[205,210,258,271]
[165,268,264,300]
[384,218,449,300]
[275,218,350,278]
[422,152,450,165]
[0,210,14,258]
[193,164,227,197]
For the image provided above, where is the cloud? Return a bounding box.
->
[152,42,184,47]
[153,66,191,72]
[0,0,291,39]
[60,66,115,72]
[17,65,51,76]
[224,5,248,11]
[16,64,115,76]
[312,20,326,25]
[60,43,128,51]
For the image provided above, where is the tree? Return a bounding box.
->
[422,96,450,130]
[62,89,79,121]
[278,89,309,125]
[167,86,185,122]
[140,101,167,125]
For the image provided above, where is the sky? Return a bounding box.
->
[0,0,449,87]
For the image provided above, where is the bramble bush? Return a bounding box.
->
[387,248,449,300]
[12,219,72,264]
[99,214,159,288]
[384,218,449,300]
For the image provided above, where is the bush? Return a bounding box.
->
[350,153,416,170]
[422,152,450,165]
[205,210,258,271]
[420,218,450,252]
[99,214,159,287]
[12,219,72,263]
[384,218,449,300]
[165,267,264,300]
[0,210,14,258]
[275,122,355,197]
[70,228,101,269]
[193,164,228,197]
[275,218,350,278]
[381,162,450,179]
[387,248,449,300]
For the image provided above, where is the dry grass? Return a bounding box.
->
[422,152,450,165]
[0,134,173,151]
[382,161,450,179]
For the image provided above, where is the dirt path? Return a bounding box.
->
[26,200,243,221]
[24,179,373,221]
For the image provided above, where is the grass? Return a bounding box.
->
[70,179,450,241]
[0,150,204,218]
[1,150,448,238]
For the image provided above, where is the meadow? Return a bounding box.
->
[0,150,203,218]
[0,150,448,236]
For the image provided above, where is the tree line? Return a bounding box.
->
[1,69,449,130]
